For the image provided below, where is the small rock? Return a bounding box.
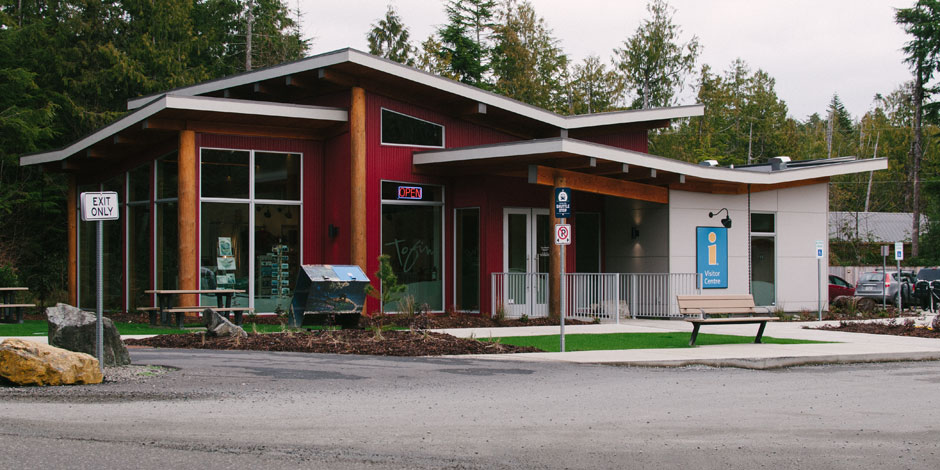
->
[202,308,247,338]
[46,303,131,366]
[0,338,103,386]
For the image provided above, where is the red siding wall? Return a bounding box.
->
[581,132,649,153]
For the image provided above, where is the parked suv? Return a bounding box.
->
[854,271,915,306]
[913,268,940,311]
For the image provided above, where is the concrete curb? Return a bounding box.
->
[594,351,940,370]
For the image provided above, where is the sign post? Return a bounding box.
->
[816,240,824,321]
[881,245,889,309]
[80,192,119,372]
[554,188,571,352]
[895,241,904,311]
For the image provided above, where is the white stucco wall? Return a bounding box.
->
[604,197,669,273]
[668,183,829,312]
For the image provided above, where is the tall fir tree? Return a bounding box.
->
[438,0,496,86]
[614,0,700,109]
[367,4,415,65]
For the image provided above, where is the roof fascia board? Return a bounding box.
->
[127,48,703,129]
[22,96,170,166]
[414,138,889,185]
[22,95,348,166]
[127,50,353,110]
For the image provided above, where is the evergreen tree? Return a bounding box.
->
[438,0,496,86]
[490,0,568,112]
[568,55,622,115]
[367,4,415,65]
[614,0,700,109]
[895,0,940,257]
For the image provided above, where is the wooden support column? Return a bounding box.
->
[178,130,198,307]
[350,87,367,271]
[67,175,78,306]
[548,175,566,320]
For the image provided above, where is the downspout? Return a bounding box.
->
[747,184,752,295]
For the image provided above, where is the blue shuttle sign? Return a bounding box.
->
[554,187,571,219]
[696,226,728,289]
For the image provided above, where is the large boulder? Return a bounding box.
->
[0,338,103,386]
[46,303,131,366]
[202,308,247,338]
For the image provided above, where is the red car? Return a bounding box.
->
[828,274,855,303]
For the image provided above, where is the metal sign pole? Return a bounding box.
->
[817,258,822,321]
[897,259,902,312]
[96,220,104,372]
[882,247,887,310]
[560,240,566,353]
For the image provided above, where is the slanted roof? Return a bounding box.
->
[20,95,348,167]
[414,138,888,199]
[125,48,703,132]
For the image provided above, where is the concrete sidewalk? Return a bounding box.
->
[435,319,940,369]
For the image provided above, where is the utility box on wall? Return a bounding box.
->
[290,265,369,328]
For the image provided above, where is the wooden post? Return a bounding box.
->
[178,130,198,307]
[549,175,566,320]
[350,87,367,272]
[67,175,78,306]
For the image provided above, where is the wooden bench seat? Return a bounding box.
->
[0,303,36,324]
[163,306,253,328]
[676,294,778,346]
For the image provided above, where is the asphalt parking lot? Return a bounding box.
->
[1,348,939,469]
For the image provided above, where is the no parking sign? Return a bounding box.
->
[555,224,571,245]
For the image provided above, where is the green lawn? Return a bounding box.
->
[482,332,828,352]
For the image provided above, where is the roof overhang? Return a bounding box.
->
[125,49,703,131]
[414,138,888,190]
[21,95,348,167]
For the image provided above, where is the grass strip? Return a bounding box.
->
[481,332,828,352]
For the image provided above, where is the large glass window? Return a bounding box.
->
[200,203,250,307]
[576,213,601,273]
[380,109,444,148]
[455,208,480,311]
[751,213,776,306]
[202,149,250,199]
[381,182,444,311]
[200,148,302,313]
[127,164,151,311]
[156,154,178,291]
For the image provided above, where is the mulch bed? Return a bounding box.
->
[124,330,544,356]
[813,320,940,338]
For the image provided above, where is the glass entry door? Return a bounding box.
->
[503,208,550,317]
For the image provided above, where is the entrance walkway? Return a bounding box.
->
[435,319,940,369]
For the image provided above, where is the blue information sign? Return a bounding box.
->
[696,226,728,289]
[554,187,571,219]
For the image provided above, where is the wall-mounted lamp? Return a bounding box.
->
[708,208,732,229]
[631,227,640,239]
[328,224,339,239]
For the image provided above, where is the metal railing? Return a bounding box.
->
[491,272,702,321]
[619,273,702,318]
[491,272,549,319]
[564,273,620,322]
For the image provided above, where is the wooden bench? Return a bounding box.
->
[164,306,253,329]
[677,294,778,346]
[0,303,36,324]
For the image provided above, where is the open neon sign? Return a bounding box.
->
[397,186,423,200]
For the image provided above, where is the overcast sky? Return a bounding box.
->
[298,0,914,121]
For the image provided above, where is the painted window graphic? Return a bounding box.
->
[696,227,728,289]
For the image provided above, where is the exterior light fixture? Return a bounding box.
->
[708,208,732,229]
[631,227,640,239]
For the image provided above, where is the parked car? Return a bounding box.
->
[913,267,940,311]
[854,271,915,306]
[828,274,855,303]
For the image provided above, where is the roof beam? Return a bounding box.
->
[528,165,668,204]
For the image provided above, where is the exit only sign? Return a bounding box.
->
[80,192,120,221]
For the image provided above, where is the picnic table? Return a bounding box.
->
[143,289,248,328]
[0,287,35,324]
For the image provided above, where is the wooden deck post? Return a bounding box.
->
[178,130,198,307]
[549,175,566,320]
[67,175,78,306]
[350,87,367,272]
